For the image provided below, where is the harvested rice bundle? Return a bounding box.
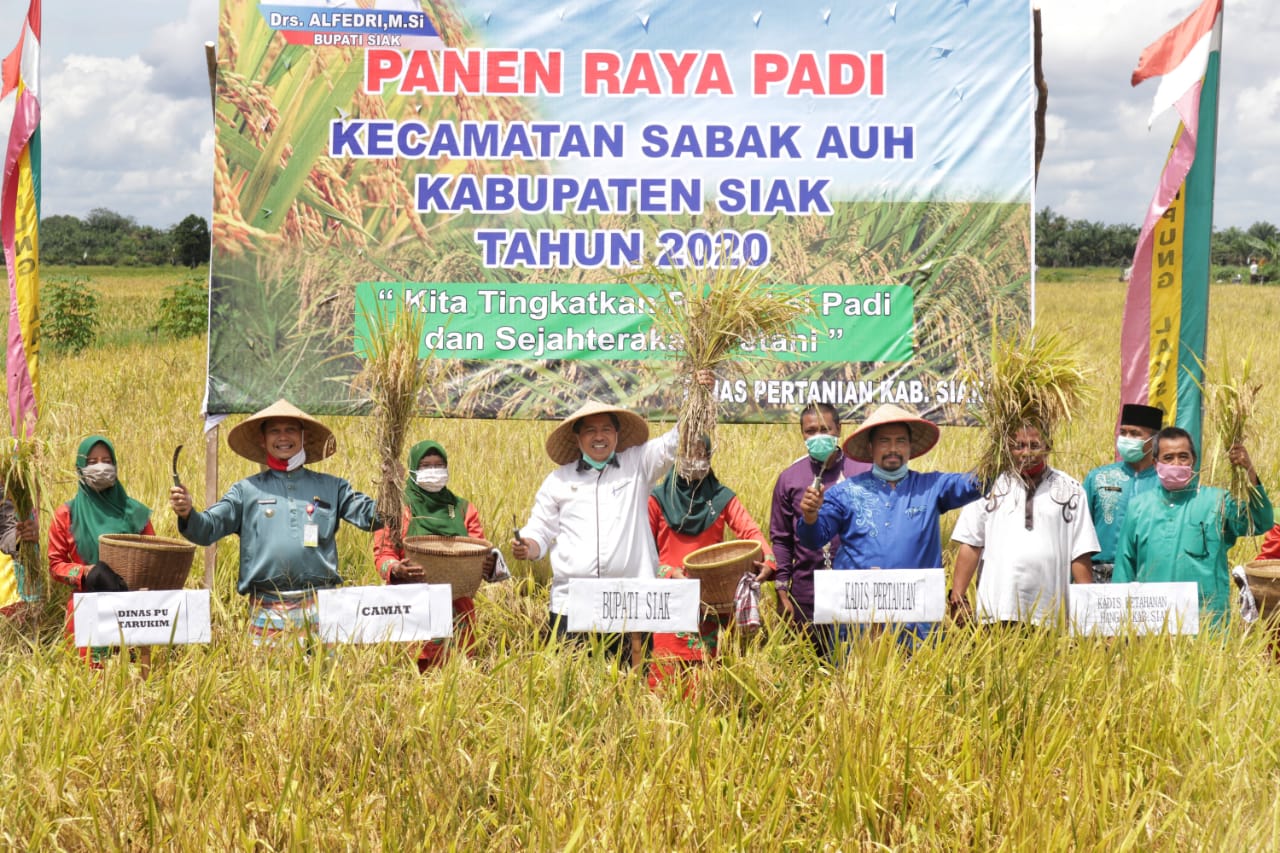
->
[1207,358,1262,527]
[354,306,434,552]
[637,261,816,476]
[0,437,44,609]
[969,326,1091,487]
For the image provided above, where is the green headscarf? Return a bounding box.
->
[67,435,152,564]
[403,440,469,537]
[651,439,735,536]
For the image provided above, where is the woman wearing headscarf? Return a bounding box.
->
[48,436,154,661]
[373,440,500,671]
[647,438,775,689]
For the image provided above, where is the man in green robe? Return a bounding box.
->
[1114,426,1273,623]
[1083,403,1163,582]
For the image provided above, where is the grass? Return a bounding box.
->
[3,267,1280,847]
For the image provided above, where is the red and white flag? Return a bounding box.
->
[1131,0,1223,127]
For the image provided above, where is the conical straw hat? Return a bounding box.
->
[842,404,940,463]
[545,400,649,465]
[227,399,336,465]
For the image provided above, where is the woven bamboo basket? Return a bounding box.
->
[683,540,761,614]
[1244,560,1280,619]
[97,534,196,591]
[403,535,492,598]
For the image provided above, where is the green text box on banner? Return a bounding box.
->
[354,283,912,364]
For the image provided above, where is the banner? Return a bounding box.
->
[1119,0,1223,450]
[0,0,39,436]
[210,0,1034,423]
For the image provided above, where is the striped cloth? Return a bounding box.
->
[249,591,319,645]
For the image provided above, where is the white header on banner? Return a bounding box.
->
[566,578,701,633]
[813,568,946,625]
[316,584,454,644]
[1069,582,1200,636]
[73,589,212,647]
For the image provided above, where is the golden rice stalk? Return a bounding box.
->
[967,326,1092,486]
[0,437,44,611]
[1207,358,1261,526]
[353,305,434,551]
[634,258,816,475]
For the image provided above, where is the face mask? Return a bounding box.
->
[1155,461,1197,491]
[681,459,710,480]
[582,452,615,471]
[805,434,838,463]
[872,462,909,482]
[1116,435,1148,464]
[284,447,306,472]
[415,467,449,492]
[80,462,118,492]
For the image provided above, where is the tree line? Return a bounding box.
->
[8,206,1280,272]
[35,208,210,268]
[1036,207,1279,273]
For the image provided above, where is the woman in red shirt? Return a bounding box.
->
[48,435,154,662]
[373,440,497,671]
[647,438,774,689]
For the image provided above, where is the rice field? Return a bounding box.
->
[4,267,1280,848]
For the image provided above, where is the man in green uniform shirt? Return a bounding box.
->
[170,399,379,641]
[1083,403,1163,582]
[1114,426,1272,624]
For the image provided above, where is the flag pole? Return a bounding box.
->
[203,40,219,592]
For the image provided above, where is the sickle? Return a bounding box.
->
[811,447,840,490]
[171,444,184,487]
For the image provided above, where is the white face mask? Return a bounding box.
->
[415,467,449,492]
[681,459,711,480]
[81,462,118,492]
[284,446,306,472]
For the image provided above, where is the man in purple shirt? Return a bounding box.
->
[798,403,980,648]
[770,403,870,657]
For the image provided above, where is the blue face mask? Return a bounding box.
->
[1116,435,1148,464]
[805,434,839,463]
[872,462,909,482]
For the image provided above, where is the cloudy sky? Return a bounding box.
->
[0,0,1274,229]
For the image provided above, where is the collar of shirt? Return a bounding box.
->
[1021,468,1052,530]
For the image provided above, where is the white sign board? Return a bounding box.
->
[1069,582,1200,636]
[566,578,701,633]
[316,584,453,644]
[813,568,946,625]
[73,589,212,647]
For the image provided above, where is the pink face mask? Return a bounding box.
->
[1155,461,1197,491]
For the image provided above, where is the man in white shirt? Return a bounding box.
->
[512,399,677,659]
[948,424,1097,626]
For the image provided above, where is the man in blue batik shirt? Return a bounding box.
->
[798,403,980,648]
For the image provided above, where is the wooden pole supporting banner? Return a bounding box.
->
[205,41,217,114]
[203,41,220,592]
[1033,8,1047,184]
[204,425,218,591]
